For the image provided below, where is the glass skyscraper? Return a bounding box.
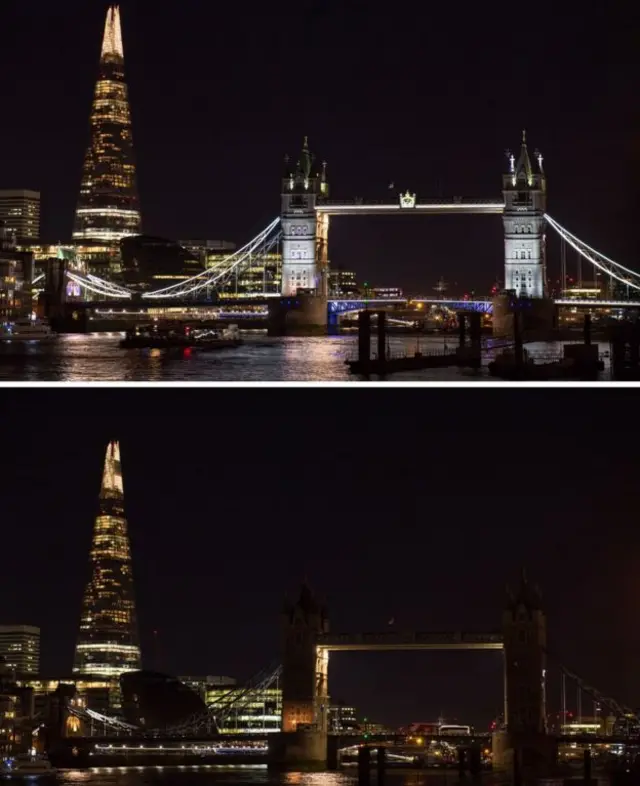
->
[73,441,141,678]
[73,5,141,244]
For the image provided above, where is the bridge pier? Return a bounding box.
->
[268,728,327,771]
[492,293,556,340]
[267,294,328,335]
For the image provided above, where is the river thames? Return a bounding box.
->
[0,333,611,382]
[54,766,526,786]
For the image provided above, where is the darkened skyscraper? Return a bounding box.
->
[73,6,141,244]
[73,441,141,678]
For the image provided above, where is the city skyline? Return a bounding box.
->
[0,390,638,727]
[0,2,636,293]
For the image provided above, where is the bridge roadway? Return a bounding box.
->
[67,296,640,316]
[314,199,506,216]
[63,732,640,749]
[316,631,504,651]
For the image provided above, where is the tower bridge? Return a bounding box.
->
[47,124,640,334]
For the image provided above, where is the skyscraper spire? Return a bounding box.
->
[73,4,141,244]
[101,440,124,496]
[73,441,141,678]
[101,5,124,60]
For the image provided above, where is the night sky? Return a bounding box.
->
[1,389,639,729]
[0,1,638,294]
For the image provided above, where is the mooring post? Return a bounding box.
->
[377,311,387,363]
[457,746,466,779]
[583,747,592,784]
[358,311,371,366]
[358,745,370,786]
[513,747,522,786]
[376,745,385,786]
[583,313,592,346]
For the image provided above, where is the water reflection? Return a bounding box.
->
[0,333,612,383]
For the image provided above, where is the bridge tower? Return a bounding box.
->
[502,131,547,298]
[493,571,556,773]
[281,138,328,298]
[271,139,329,334]
[269,583,329,769]
[494,132,555,337]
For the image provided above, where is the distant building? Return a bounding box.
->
[0,626,40,677]
[329,702,358,733]
[329,269,359,297]
[205,683,282,734]
[0,191,40,243]
[205,250,282,297]
[0,231,34,321]
[179,675,236,701]
[120,235,204,293]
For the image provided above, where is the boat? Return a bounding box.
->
[0,318,57,343]
[1,753,57,776]
[120,321,243,351]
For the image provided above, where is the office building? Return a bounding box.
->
[205,683,282,734]
[73,5,141,246]
[0,627,40,676]
[329,269,359,297]
[0,191,40,243]
[73,441,141,679]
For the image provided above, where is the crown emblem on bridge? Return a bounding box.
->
[399,191,417,209]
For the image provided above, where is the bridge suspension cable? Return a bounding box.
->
[141,218,281,300]
[162,662,283,737]
[65,271,133,300]
[545,214,640,293]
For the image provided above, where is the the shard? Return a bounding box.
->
[73,5,141,244]
[73,441,141,678]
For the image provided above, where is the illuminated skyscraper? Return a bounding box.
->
[73,441,141,678]
[73,6,141,244]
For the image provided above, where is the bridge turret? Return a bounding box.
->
[502,569,547,736]
[280,137,328,299]
[502,130,547,299]
[281,582,329,733]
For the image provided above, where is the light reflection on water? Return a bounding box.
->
[56,767,508,786]
[0,333,612,382]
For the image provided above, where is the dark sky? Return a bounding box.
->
[0,1,638,295]
[1,389,639,729]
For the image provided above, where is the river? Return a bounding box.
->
[0,333,611,382]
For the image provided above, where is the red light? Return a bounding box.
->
[183,348,192,358]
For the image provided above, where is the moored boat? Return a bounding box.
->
[1,753,57,777]
[0,318,57,342]
[120,321,243,350]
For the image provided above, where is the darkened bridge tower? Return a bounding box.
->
[494,571,554,771]
[269,584,329,769]
[281,584,329,732]
[503,571,547,733]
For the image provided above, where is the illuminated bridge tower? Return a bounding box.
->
[269,584,329,769]
[73,441,141,680]
[493,571,555,773]
[274,139,329,334]
[502,131,547,298]
[494,132,555,336]
[73,5,141,246]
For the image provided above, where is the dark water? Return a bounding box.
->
[0,333,611,382]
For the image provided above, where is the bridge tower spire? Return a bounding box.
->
[502,131,547,299]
